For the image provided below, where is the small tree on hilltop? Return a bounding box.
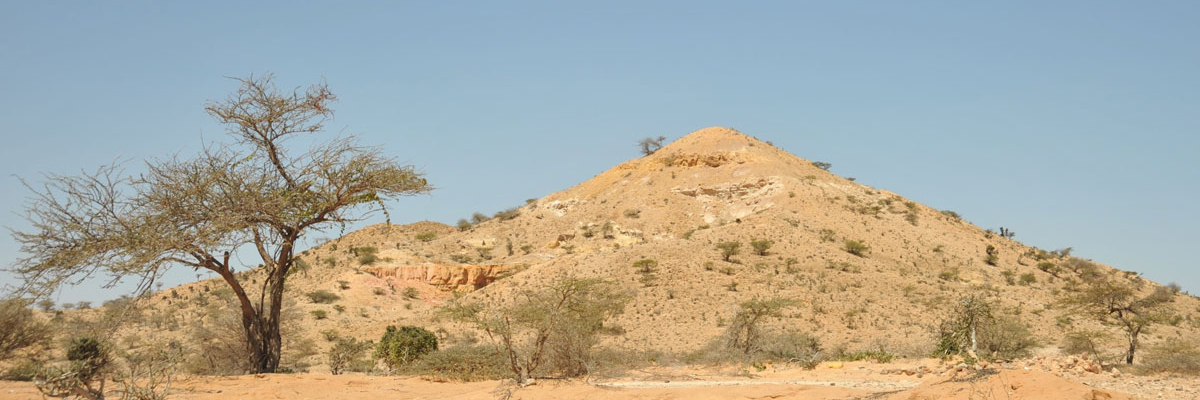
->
[638,136,667,156]
[1060,275,1175,364]
[10,74,431,373]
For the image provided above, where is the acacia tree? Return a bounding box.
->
[725,297,796,355]
[1060,274,1175,365]
[10,74,431,373]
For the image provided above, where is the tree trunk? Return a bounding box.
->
[1125,332,1138,365]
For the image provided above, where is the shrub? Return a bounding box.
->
[984,245,999,266]
[470,212,490,224]
[373,287,387,296]
[415,232,437,242]
[638,136,667,156]
[449,254,473,264]
[623,209,641,219]
[818,229,837,243]
[1139,339,1200,376]
[843,240,870,257]
[337,280,350,290]
[725,297,797,355]
[456,219,472,231]
[811,161,832,171]
[2,360,44,381]
[935,296,1035,361]
[632,259,658,274]
[328,337,373,375]
[835,349,896,364]
[356,246,379,266]
[402,287,420,300]
[310,309,328,320]
[375,325,438,372]
[442,275,630,385]
[750,239,774,256]
[35,337,111,400]
[941,210,962,220]
[0,297,51,359]
[760,332,823,368]
[1062,330,1112,364]
[405,345,510,381]
[1001,269,1016,285]
[1018,273,1036,286]
[306,290,341,304]
[493,208,520,221]
[716,241,741,262]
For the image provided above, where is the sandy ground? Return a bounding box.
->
[4,359,1191,400]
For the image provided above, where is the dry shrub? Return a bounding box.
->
[442,275,630,384]
[0,297,52,360]
[1138,339,1200,376]
[1061,330,1115,364]
[405,345,509,382]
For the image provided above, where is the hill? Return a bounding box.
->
[96,127,1200,371]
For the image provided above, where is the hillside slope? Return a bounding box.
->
[114,127,1198,370]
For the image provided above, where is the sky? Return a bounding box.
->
[1,1,1197,305]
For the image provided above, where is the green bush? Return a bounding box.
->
[470,212,490,224]
[310,310,328,320]
[935,296,1035,361]
[456,219,472,231]
[328,337,374,375]
[835,349,895,364]
[750,239,774,256]
[941,210,962,220]
[356,246,379,265]
[415,232,437,242]
[843,240,870,257]
[306,290,341,304]
[405,345,510,381]
[493,208,520,221]
[632,259,658,274]
[716,241,741,262]
[375,325,438,372]
[1018,273,1036,286]
[1,359,44,381]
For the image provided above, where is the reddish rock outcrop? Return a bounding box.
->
[364,264,511,291]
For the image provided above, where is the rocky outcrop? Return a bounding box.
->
[364,264,512,292]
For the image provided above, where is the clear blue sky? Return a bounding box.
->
[2,1,1197,304]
